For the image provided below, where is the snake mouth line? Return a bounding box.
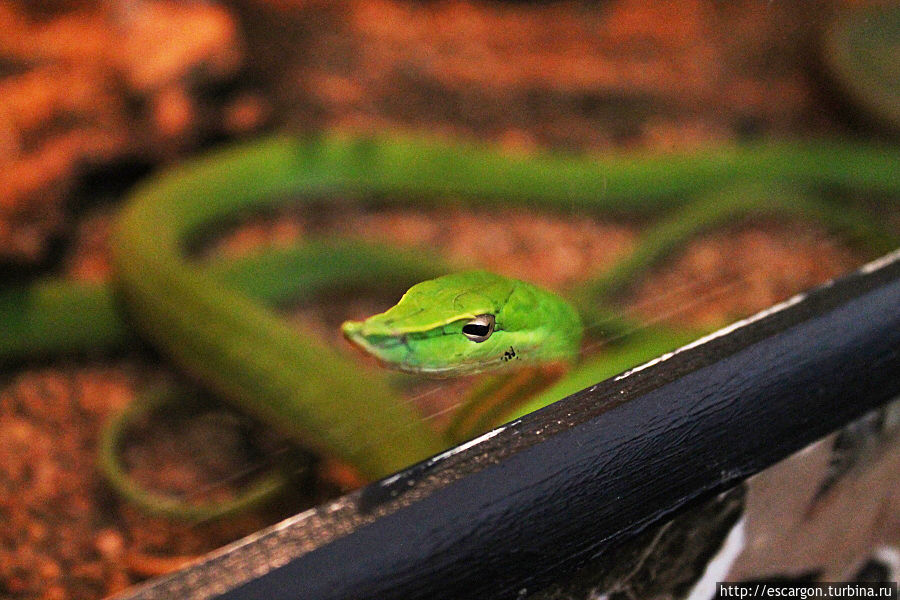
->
[341,322,520,376]
[342,319,505,349]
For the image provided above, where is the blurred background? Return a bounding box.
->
[0,1,898,599]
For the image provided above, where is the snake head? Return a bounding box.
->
[341,270,581,377]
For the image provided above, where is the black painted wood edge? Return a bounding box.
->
[115,248,900,600]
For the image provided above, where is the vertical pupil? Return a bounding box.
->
[463,323,490,336]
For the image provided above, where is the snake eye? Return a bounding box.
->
[462,314,495,342]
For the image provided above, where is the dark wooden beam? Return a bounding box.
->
[116,249,900,600]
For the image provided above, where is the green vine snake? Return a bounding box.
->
[1,5,898,521]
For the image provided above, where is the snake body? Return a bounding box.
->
[114,132,900,468]
[1,6,898,520]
